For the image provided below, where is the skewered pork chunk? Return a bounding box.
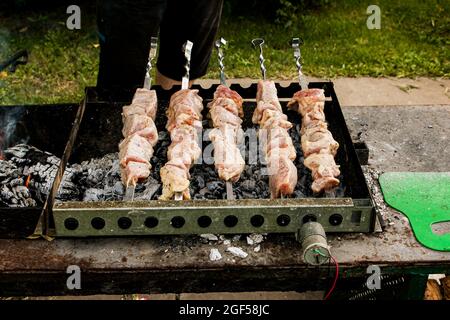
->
[304,151,340,193]
[209,125,245,182]
[253,80,297,198]
[130,88,158,120]
[207,85,245,183]
[118,134,153,167]
[159,89,203,200]
[119,88,158,188]
[267,154,298,198]
[160,158,191,200]
[121,161,151,186]
[288,88,340,193]
[287,88,325,115]
[301,124,339,157]
[122,114,158,145]
[213,85,244,116]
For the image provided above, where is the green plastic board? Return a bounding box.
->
[379,172,450,251]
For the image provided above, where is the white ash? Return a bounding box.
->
[57,153,161,202]
[209,248,222,261]
[254,245,261,253]
[223,239,231,246]
[226,246,248,258]
[246,233,264,245]
[232,235,241,242]
[200,234,219,241]
[0,144,61,207]
[362,165,390,225]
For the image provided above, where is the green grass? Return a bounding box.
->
[0,0,449,104]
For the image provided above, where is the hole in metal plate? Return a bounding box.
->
[144,216,159,228]
[197,215,212,228]
[329,214,343,226]
[303,214,317,223]
[118,217,132,229]
[171,216,185,228]
[91,217,106,230]
[277,214,291,227]
[250,215,264,227]
[64,218,79,230]
[224,215,238,228]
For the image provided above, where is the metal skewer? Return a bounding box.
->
[215,37,227,86]
[124,37,158,202]
[181,40,193,90]
[124,182,136,201]
[144,36,158,90]
[291,37,309,90]
[174,40,194,201]
[215,38,235,200]
[251,38,266,80]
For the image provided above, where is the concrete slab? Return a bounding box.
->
[342,105,450,171]
[196,77,450,107]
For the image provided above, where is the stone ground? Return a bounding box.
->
[2,77,449,300]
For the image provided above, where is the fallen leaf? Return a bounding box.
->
[0,71,8,79]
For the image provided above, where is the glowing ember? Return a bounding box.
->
[25,175,31,188]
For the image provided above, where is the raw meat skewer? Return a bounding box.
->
[159,41,202,201]
[208,38,245,199]
[251,38,298,198]
[121,37,158,201]
[288,39,340,194]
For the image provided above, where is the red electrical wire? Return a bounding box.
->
[324,255,339,300]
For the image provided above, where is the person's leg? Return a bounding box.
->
[156,0,224,89]
[96,0,166,93]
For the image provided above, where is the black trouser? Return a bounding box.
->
[96,0,224,93]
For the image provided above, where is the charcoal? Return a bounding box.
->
[207,181,223,192]
[83,188,105,202]
[135,179,160,200]
[0,144,61,207]
[199,187,209,196]
[193,175,205,189]
[1,109,346,206]
[240,180,256,191]
[294,190,305,198]
[113,181,124,195]
[242,191,257,199]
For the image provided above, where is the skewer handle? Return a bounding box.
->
[252,38,266,80]
[215,37,227,85]
[182,40,193,90]
[291,37,309,89]
[144,36,158,90]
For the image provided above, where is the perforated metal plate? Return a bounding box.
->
[53,198,374,237]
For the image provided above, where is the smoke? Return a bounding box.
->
[0,107,28,158]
